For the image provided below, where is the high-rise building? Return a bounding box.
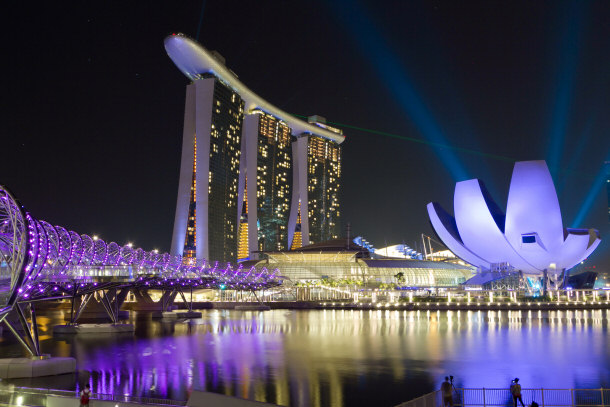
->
[165,34,345,263]
[243,111,293,254]
[170,76,244,263]
[237,179,249,261]
[288,118,342,247]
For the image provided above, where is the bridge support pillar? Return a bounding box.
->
[175,287,202,318]
[152,290,184,318]
[1,304,42,357]
[161,289,178,312]
[1,304,76,376]
[56,287,134,335]
[66,287,129,323]
[129,289,178,312]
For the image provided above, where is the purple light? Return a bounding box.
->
[428,160,602,275]
[1,182,282,308]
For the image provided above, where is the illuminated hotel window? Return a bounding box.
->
[307,136,342,243]
[193,75,244,263]
[291,201,303,250]
[255,113,292,252]
[182,134,198,260]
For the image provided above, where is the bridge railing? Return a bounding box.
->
[0,385,187,406]
[35,264,278,281]
[396,389,610,407]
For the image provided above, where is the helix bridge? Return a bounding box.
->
[0,184,282,356]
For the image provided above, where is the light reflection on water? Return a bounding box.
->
[1,309,609,407]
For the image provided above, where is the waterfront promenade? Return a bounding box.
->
[1,308,608,406]
[154,299,610,312]
[3,384,610,407]
[0,385,279,407]
[396,388,610,407]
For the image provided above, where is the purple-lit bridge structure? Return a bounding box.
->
[0,185,282,357]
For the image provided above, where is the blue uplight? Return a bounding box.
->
[330,0,468,181]
[557,116,596,194]
[546,2,587,179]
[571,157,609,228]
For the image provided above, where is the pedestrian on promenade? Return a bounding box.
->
[510,378,525,407]
[80,384,91,407]
[441,377,454,407]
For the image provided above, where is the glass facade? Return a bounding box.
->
[175,78,344,264]
[307,136,341,244]
[182,76,244,263]
[260,252,473,287]
[183,137,197,259]
[208,79,244,263]
[237,180,249,261]
[290,201,303,250]
[255,113,292,252]
[169,36,348,266]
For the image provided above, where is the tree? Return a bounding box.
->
[394,272,405,284]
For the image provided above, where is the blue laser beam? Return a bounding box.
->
[547,1,587,179]
[571,155,610,228]
[195,0,207,42]
[557,116,596,194]
[329,0,468,181]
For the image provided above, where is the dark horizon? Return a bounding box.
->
[2,1,609,269]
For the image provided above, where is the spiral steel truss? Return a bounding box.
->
[0,184,281,316]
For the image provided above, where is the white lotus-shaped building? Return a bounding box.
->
[427,160,600,276]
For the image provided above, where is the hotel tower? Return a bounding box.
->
[165,34,345,263]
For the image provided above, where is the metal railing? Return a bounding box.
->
[92,392,187,406]
[396,389,610,407]
[0,386,187,407]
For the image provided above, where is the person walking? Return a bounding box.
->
[441,377,454,407]
[80,384,91,407]
[510,378,525,407]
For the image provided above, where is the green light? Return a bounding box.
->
[292,113,513,163]
[219,284,226,290]
[293,113,596,177]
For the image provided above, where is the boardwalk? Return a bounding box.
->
[397,388,610,407]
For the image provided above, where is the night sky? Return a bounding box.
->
[3,1,609,269]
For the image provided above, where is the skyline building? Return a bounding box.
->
[165,34,345,263]
[171,76,244,262]
[242,111,293,258]
[427,160,601,280]
[244,239,473,287]
[288,118,343,248]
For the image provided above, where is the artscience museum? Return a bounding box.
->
[427,161,601,279]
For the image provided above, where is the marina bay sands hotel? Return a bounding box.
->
[165,34,345,263]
